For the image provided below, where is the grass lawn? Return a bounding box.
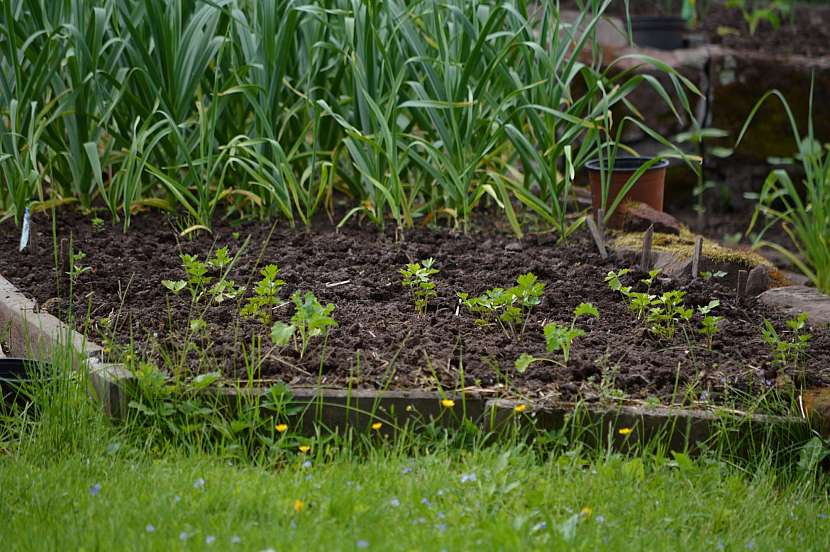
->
[1,353,828,551]
[2,444,829,551]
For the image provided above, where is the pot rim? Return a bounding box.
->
[584,156,670,172]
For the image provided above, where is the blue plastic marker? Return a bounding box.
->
[18,207,30,252]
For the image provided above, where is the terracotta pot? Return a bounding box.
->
[586,157,669,226]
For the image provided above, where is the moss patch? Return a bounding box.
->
[612,229,773,269]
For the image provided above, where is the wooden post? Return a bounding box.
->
[585,215,608,260]
[640,225,654,272]
[691,236,703,279]
[737,270,748,303]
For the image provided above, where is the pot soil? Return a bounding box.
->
[1,211,828,411]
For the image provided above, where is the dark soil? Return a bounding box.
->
[562,1,830,57]
[2,211,829,409]
[700,2,830,57]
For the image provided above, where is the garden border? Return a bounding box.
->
[0,271,813,452]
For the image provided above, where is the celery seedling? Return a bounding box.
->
[647,291,693,341]
[400,258,439,315]
[241,264,285,324]
[761,313,812,369]
[208,246,232,270]
[697,300,722,349]
[459,273,545,336]
[179,254,211,301]
[543,303,599,364]
[272,291,337,359]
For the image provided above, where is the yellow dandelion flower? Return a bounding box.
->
[299,445,311,453]
[275,423,288,433]
[580,506,592,517]
[514,404,527,413]
[372,422,382,430]
[441,399,455,408]
[618,427,633,436]
[293,499,305,513]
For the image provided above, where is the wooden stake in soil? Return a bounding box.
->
[737,270,748,303]
[691,236,703,279]
[640,225,654,272]
[585,214,608,260]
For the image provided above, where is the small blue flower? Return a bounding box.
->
[532,521,547,531]
[89,483,101,496]
[145,524,155,533]
[179,531,189,541]
[357,539,370,549]
[460,473,477,483]
[595,515,605,524]
[389,498,400,507]
[206,535,216,545]
[174,495,181,503]
[303,460,312,469]
[193,478,206,490]
[420,497,431,507]
[437,511,445,519]
[436,523,447,533]
[747,539,756,550]
[819,513,829,520]
[402,466,413,475]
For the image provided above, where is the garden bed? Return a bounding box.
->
[1,211,828,413]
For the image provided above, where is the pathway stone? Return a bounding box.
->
[759,285,830,325]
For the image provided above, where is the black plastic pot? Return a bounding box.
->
[0,358,45,409]
[630,16,687,51]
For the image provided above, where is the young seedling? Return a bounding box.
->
[510,273,545,333]
[697,299,722,349]
[606,268,661,319]
[208,246,232,270]
[647,290,693,341]
[543,303,599,364]
[627,291,656,320]
[400,258,439,315]
[161,279,187,295]
[208,278,245,304]
[459,273,545,336]
[271,291,337,359]
[162,249,244,304]
[604,268,632,294]
[761,312,812,370]
[241,264,285,324]
[172,253,211,301]
[67,248,91,287]
[700,270,727,281]
[189,318,208,335]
